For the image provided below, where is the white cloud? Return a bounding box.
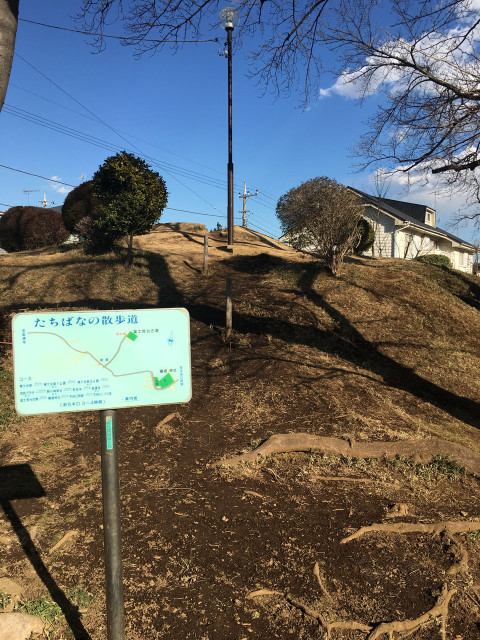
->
[50,176,73,195]
[319,4,480,101]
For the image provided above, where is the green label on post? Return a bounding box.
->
[106,416,113,450]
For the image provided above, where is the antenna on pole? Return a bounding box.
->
[38,192,55,208]
[238,182,259,227]
[23,189,40,202]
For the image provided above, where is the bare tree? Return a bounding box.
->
[369,170,391,257]
[78,2,480,203]
[79,1,331,104]
[0,0,19,112]
[276,176,363,275]
[320,1,480,201]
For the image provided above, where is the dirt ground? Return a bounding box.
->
[1,224,480,639]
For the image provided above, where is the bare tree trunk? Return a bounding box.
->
[0,0,19,113]
[124,232,134,268]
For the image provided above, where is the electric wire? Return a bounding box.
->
[19,18,219,44]
[15,54,150,159]
[0,164,76,187]
[248,221,279,237]
[4,105,228,193]
[17,53,223,215]
[9,61,266,201]
[13,56,266,198]
[4,104,254,214]
[248,216,279,236]
[10,83,230,180]
[11,54,273,223]
[166,207,241,221]
[6,94,229,204]
[3,107,278,232]
[0,163,236,221]
[4,104,224,214]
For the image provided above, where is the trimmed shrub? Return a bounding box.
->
[0,206,69,252]
[355,219,375,254]
[416,254,452,269]
[74,216,116,254]
[62,181,101,234]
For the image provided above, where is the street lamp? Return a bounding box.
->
[219,6,239,249]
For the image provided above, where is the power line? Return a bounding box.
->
[5,103,248,214]
[10,57,261,199]
[248,216,279,236]
[3,107,277,229]
[11,54,269,219]
[255,195,277,211]
[15,53,147,157]
[0,164,76,187]
[4,105,225,190]
[10,83,230,180]
[19,18,219,44]
[250,208,279,234]
[166,207,241,220]
[0,164,233,222]
[248,221,279,237]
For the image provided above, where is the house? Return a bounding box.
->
[280,188,476,274]
[352,189,475,273]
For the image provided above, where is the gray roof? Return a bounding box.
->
[350,187,475,250]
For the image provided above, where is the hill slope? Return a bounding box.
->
[0,225,479,640]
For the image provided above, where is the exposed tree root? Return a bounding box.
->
[247,583,456,639]
[367,584,456,640]
[212,433,480,474]
[341,521,480,579]
[309,475,374,484]
[341,521,480,544]
[284,592,327,627]
[314,561,331,599]
[445,534,469,576]
[247,589,282,599]
[326,620,373,638]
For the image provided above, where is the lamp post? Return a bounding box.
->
[219,6,239,249]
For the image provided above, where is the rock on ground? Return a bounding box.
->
[0,612,46,640]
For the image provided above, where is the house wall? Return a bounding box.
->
[362,205,473,272]
[363,207,396,257]
[453,249,473,272]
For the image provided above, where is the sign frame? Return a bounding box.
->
[12,307,192,415]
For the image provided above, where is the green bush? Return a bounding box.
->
[355,219,375,254]
[416,254,452,269]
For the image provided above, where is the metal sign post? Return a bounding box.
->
[99,409,125,640]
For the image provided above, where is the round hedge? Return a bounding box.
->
[61,181,101,234]
[416,254,452,269]
[0,206,69,252]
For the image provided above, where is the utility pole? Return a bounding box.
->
[238,182,258,228]
[38,192,54,208]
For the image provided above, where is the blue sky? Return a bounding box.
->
[1,0,478,243]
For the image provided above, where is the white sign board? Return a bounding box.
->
[13,308,192,415]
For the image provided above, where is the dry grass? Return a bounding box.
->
[1,228,480,640]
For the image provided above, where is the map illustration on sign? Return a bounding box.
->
[13,308,192,415]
